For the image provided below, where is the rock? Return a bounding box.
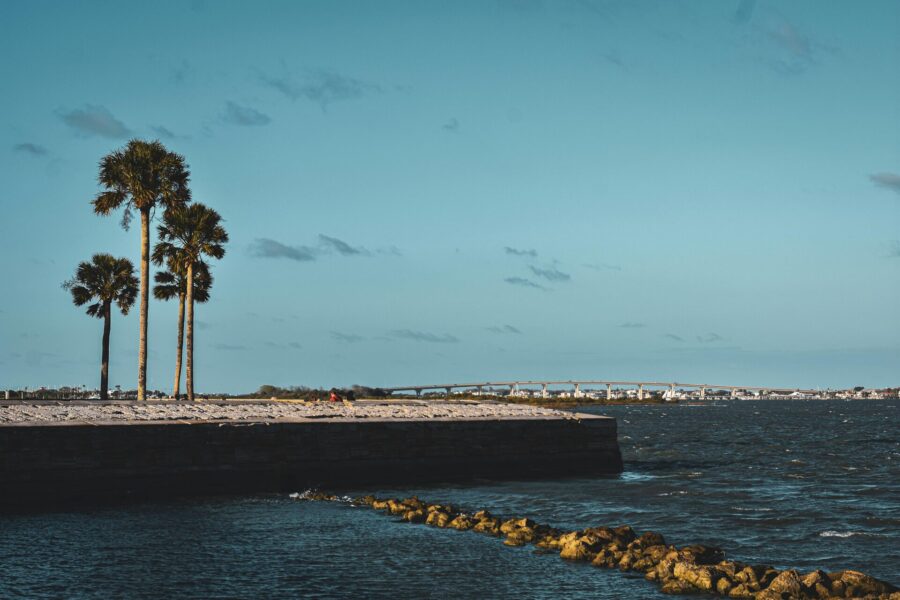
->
[403,509,426,523]
[387,499,409,515]
[583,526,618,544]
[372,499,390,511]
[727,583,756,598]
[556,531,582,546]
[613,525,637,544]
[473,510,492,520]
[648,556,678,582]
[834,570,898,596]
[426,511,451,528]
[593,548,621,569]
[504,530,531,546]
[472,518,502,537]
[757,569,801,600]
[758,568,780,590]
[448,514,475,530]
[636,531,666,548]
[717,561,748,580]
[560,535,606,561]
[716,577,733,596]
[632,545,670,572]
[500,518,535,534]
[800,569,831,598]
[617,551,637,571]
[678,545,726,565]
[402,496,425,511]
[508,527,536,544]
[673,561,719,591]
[355,495,376,506]
[659,580,699,595]
[534,535,560,549]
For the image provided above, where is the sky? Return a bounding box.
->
[1,0,898,393]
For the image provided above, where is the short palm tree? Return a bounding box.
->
[92,139,191,400]
[153,203,228,400]
[153,258,212,400]
[63,254,138,400]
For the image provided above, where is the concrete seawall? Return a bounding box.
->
[0,411,622,509]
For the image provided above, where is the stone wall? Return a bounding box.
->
[0,415,622,509]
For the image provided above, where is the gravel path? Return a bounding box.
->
[0,401,575,425]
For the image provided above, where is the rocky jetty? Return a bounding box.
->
[295,492,899,600]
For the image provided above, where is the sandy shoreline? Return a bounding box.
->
[0,400,578,426]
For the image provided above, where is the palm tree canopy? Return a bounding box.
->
[153,203,228,268]
[92,139,191,228]
[63,254,139,318]
[153,259,213,303]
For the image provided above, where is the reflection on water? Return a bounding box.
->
[0,399,896,599]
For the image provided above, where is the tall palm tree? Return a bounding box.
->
[92,140,191,400]
[153,203,228,400]
[63,254,138,400]
[153,258,212,400]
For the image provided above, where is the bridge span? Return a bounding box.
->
[382,380,819,400]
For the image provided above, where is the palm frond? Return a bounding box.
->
[64,254,138,318]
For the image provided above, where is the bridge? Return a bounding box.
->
[382,380,820,400]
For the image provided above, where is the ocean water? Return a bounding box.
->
[1,399,897,599]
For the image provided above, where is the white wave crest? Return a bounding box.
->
[819,530,882,538]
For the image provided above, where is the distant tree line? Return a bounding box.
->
[245,385,390,401]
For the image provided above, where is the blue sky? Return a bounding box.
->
[1,0,898,392]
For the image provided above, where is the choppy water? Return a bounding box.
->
[1,399,897,599]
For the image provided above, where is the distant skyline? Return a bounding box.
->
[1,0,898,392]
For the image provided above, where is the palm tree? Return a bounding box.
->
[153,203,228,400]
[153,258,212,400]
[92,140,191,400]
[63,254,139,400]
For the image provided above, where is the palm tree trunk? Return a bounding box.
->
[173,293,185,400]
[138,209,150,401]
[185,262,195,401]
[101,301,111,401]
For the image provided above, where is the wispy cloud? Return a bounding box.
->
[620,322,645,329]
[582,262,622,272]
[250,235,393,262]
[529,265,571,282]
[261,68,382,110]
[601,50,624,68]
[223,101,271,126]
[331,331,365,343]
[58,105,131,138]
[757,13,835,76]
[870,172,900,195]
[248,238,317,262]
[212,343,247,351]
[319,234,365,256]
[664,333,684,342]
[151,125,189,140]
[265,340,303,349]
[13,142,47,156]
[442,118,460,133]
[391,329,459,343]
[505,246,537,258]
[487,324,522,335]
[696,332,724,343]
[504,277,547,290]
